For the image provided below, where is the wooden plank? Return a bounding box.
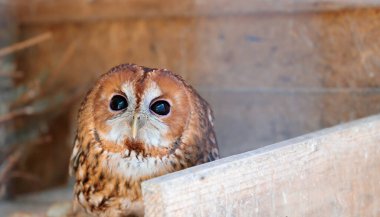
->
[189,10,380,89]
[11,0,380,24]
[142,114,380,216]
[16,9,380,90]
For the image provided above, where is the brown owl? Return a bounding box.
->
[70,64,219,217]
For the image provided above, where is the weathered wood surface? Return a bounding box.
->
[13,7,380,157]
[11,0,380,24]
[142,114,380,217]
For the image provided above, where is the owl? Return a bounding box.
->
[70,64,219,217]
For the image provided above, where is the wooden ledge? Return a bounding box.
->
[142,114,380,216]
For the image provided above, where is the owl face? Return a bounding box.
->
[90,66,191,152]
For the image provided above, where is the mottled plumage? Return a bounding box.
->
[70,64,219,217]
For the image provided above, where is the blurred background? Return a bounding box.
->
[1,0,380,215]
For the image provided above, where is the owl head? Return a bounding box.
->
[77,64,212,159]
[71,64,218,217]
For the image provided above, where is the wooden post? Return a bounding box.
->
[142,114,380,216]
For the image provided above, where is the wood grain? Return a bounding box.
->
[142,114,380,216]
[11,0,380,24]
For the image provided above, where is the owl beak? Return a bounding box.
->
[131,115,139,140]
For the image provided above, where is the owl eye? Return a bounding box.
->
[110,95,128,111]
[150,100,170,116]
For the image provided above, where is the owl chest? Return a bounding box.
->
[77,151,179,194]
[75,155,160,215]
[75,148,188,215]
[103,151,180,179]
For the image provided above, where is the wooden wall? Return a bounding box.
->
[10,0,380,159]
